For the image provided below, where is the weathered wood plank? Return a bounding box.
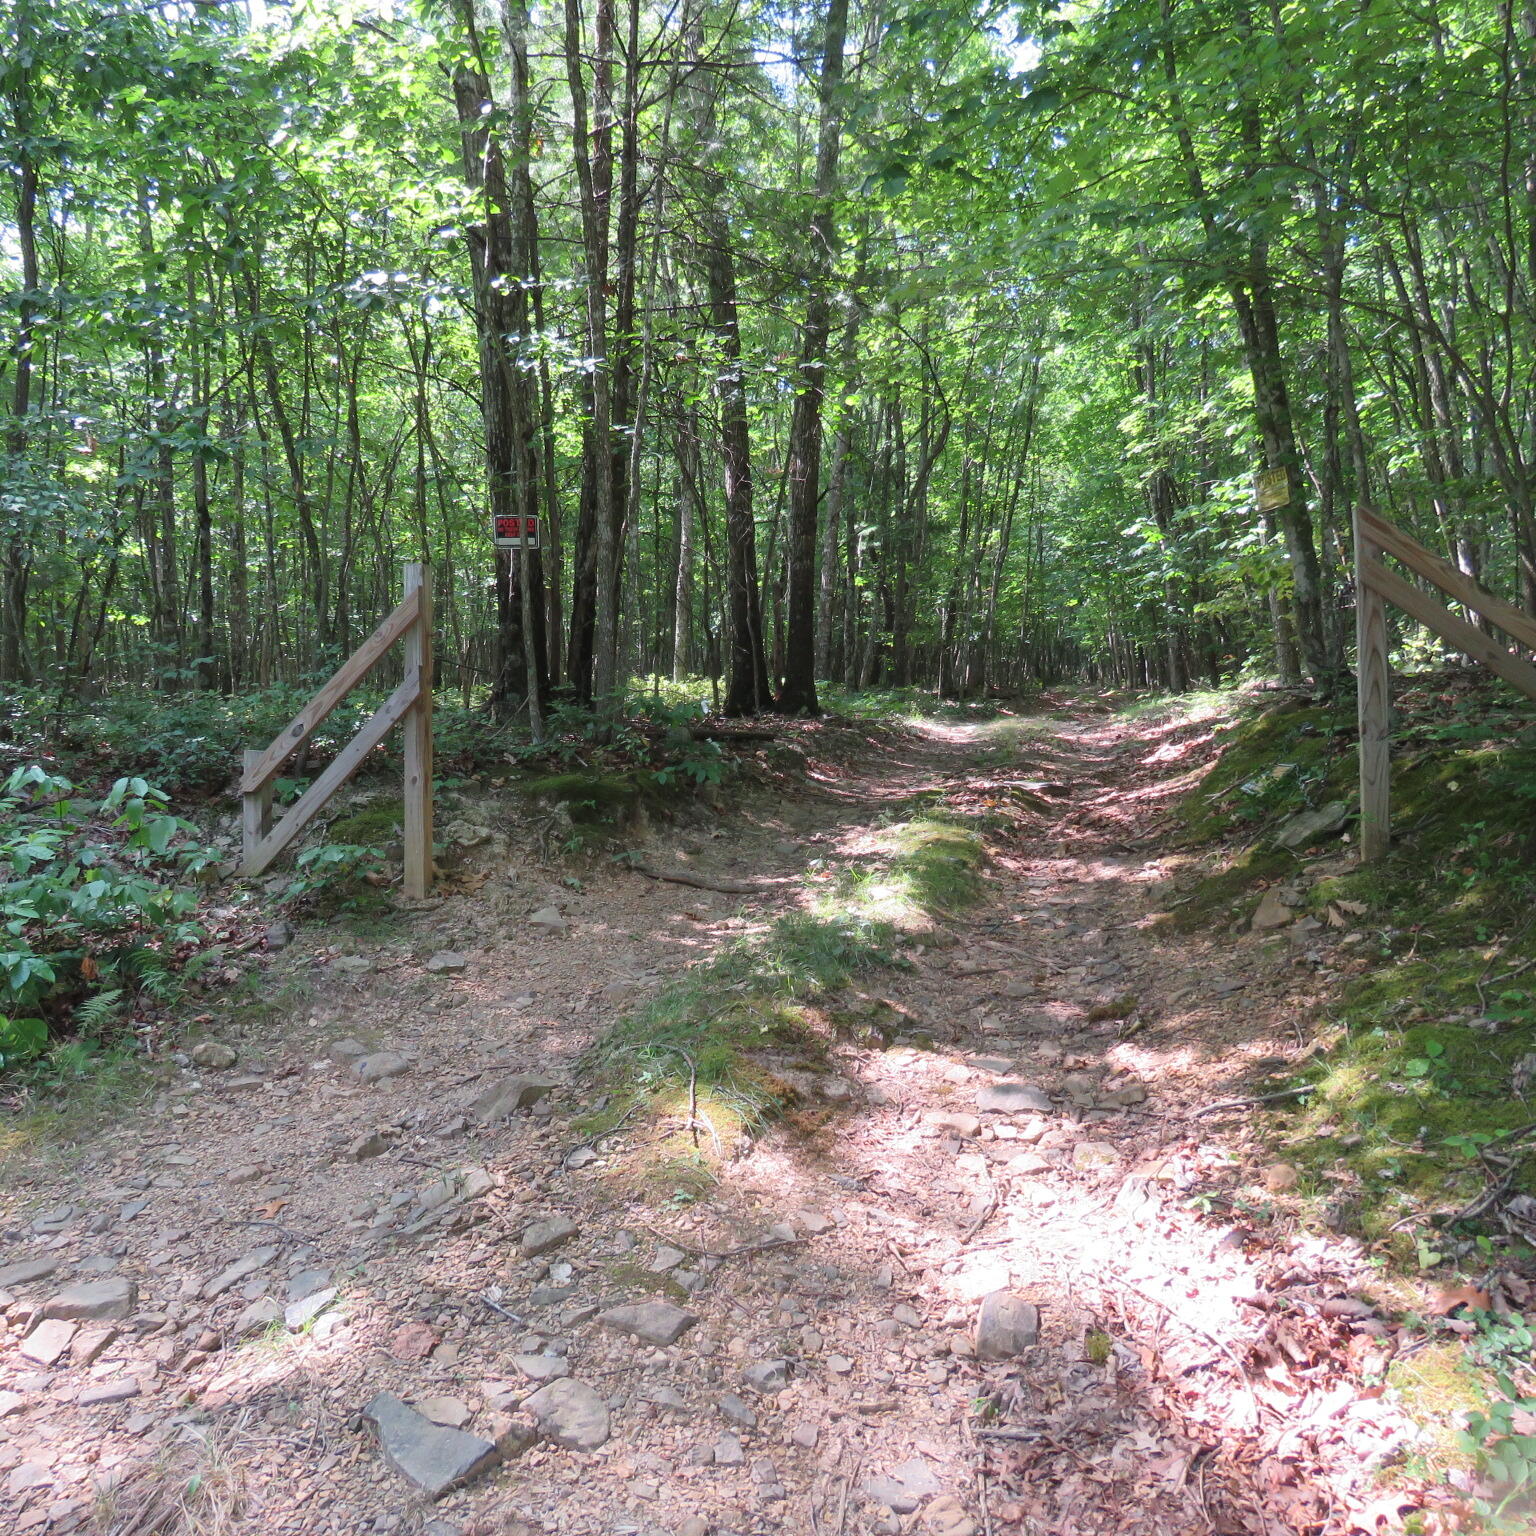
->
[241,748,274,875]
[1358,506,1536,653]
[242,671,422,876]
[239,588,422,795]
[1354,509,1391,862]
[401,563,434,901]
[1361,556,1536,703]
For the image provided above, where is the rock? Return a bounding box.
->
[678,1519,712,1536]
[712,1433,745,1467]
[975,1290,1040,1361]
[287,1269,332,1303]
[327,1038,369,1065]
[0,1258,58,1287]
[43,1277,137,1322]
[528,906,568,934]
[865,1477,920,1515]
[718,1393,757,1429]
[1263,1162,1301,1193]
[925,1111,982,1139]
[1071,1140,1120,1171]
[796,1209,836,1234]
[352,1052,410,1083]
[263,920,295,950]
[192,1041,238,1070]
[202,1247,276,1300]
[425,951,468,975]
[1251,889,1294,931]
[598,1301,700,1346]
[224,1296,280,1338]
[285,1288,336,1332]
[742,1359,790,1394]
[1275,801,1350,851]
[790,1422,819,1449]
[524,1378,611,1451]
[512,1354,571,1383]
[348,1129,394,1161]
[0,1390,24,1418]
[924,1494,978,1536]
[414,1396,472,1428]
[976,1082,1052,1115]
[520,1216,578,1258]
[892,1304,922,1328]
[473,1074,558,1123]
[363,1392,500,1499]
[20,1318,76,1366]
[825,1353,854,1374]
[390,1322,441,1361]
[78,1379,141,1407]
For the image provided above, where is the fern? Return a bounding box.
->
[75,989,125,1036]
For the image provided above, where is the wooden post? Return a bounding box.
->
[1355,505,1391,861]
[401,561,434,900]
[241,748,274,876]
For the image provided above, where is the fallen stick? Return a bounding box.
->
[633,863,763,894]
[1190,1085,1314,1117]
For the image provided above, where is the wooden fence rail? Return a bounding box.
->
[241,561,434,898]
[1354,506,1536,861]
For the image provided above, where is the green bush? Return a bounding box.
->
[0,765,216,1068]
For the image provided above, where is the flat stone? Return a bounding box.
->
[78,1379,141,1407]
[975,1290,1039,1361]
[352,1052,410,1083]
[472,1074,558,1123]
[71,1325,118,1365]
[390,1322,441,1361]
[742,1359,790,1394]
[1251,889,1294,931]
[414,1395,472,1428]
[512,1354,571,1383]
[263,921,295,949]
[287,1268,332,1303]
[0,1389,24,1417]
[285,1288,336,1331]
[43,1277,137,1322]
[1275,801,1350,850]
[520,1216,578,1258]
[202,1247,276,1299]
[20,1318,76,1366]
[232,1297,284,1337]
[192,1041,238,1069]
[528,906,568,934]
[1263,1162,1301,1193]
[425,951,468,975]
[524,1378,611,1451]
[1071,1140,1120,1170]
[796,1209,836,1234]
[976,1082,1052,1115]
[713,1433,745,1466]
[363,1392,500,1498]
[865,1477,920,1515]
[327,1038,369,1065]
[348,1129,393,1160]
[925,1111,982,1138]
[597,1301,699,1346]
[718,1393,757,1429]
[0,1258,58,1288]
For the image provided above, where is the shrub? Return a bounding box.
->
[0,766,216,1068]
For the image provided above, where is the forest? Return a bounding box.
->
[5,0,1532,721]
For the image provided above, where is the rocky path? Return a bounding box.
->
[0,700,1413,1536]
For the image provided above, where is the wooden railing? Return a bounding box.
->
[1354,506,1536,861]
[241,561,434,898]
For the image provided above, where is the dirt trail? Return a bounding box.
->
[1,700,1411,1536]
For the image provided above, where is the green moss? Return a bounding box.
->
[603,1261,692,1301]
[519,771,650,826]
[1172,843,1295,932]
[327,796,404,845]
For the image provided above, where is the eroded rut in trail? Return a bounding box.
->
[2,703,1412,1536]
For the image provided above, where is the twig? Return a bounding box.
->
[1190,1084,1314,1117]
[975,1427,1044,1442]
[632,863,764,894]
[480,1292,523,1325]
[979,1466,995,1536]
[227,1217,309,1241]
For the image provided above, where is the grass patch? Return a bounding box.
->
[590,805,986,1181]
[326,795,405,845]
[0,1043,153,1180]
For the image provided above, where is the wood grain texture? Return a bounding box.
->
[1354,507,1391,862]
[239,587,421,794]
[401,562,434,901]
